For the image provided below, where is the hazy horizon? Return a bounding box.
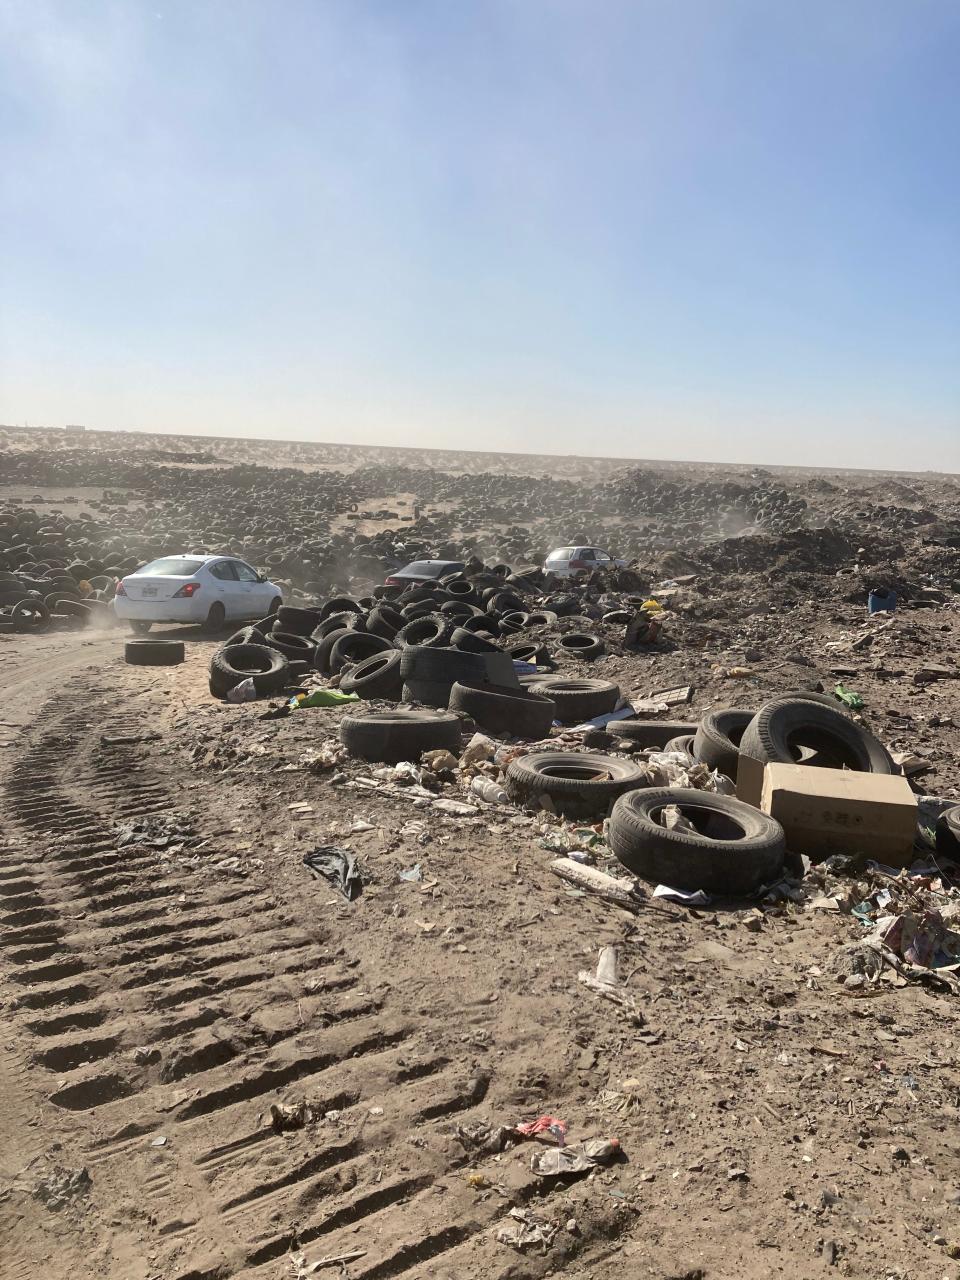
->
[2,1,958,472]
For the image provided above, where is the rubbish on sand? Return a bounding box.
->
[549,857,642,910]
[578,946,645,1023]
[470,776,509,804]
[653,884,711,906]
[511,1115,569,1144]
[497,1206,558,1252]
[398,864,423,882]
[226,677,258,703]
[270,1100,310,1131]
[530,1137,621,1177]
[291,688,360,709]
[302,846,363,900]
[834,682,865,709]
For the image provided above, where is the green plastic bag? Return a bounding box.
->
[834,683,864,710]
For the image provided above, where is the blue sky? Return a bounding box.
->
[1,0,957,469]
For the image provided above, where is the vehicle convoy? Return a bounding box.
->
[384,559,465,587]
[113,554,282,634]
[543,546,627,577]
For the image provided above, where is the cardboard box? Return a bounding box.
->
[759,763,918,864]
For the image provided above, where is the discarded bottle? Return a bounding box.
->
[868,588,897,614]
[470,776,509,805]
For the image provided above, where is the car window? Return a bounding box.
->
[139,558,205,576]
[232,562,260,582]
[596,551,611,561]
[209,561,238,581]
[550,548,575,559]
[580,549,596,561]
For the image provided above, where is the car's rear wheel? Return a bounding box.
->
[129,620,152,636]
[203,602,226,634]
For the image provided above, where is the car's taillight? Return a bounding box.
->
[173,583,201,598]
[115,579,127,596]
[384,577,400,586]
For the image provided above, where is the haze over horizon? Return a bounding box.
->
[1,1,958,471]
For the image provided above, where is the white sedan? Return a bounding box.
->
[113,555,283,634]
[543,546,628,578]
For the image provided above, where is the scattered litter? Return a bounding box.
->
[497,1205,558,1252]
[653,884,711,906]
[303,846,363,900]
[511,1115,569,1144]
[432,798,479,816]
[833,682,865,709]
[270,1100,310,1131]
[290,688,360,709]
[531,1137,621,1177]
[398,864,423,882]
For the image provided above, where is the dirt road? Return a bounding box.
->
[3,626,960,1280]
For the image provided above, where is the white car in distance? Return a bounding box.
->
[543,546,627,578]
[113,555,283,635]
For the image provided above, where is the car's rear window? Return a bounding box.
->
[549,548,575,559]
[401,561,462,577]
[139,558,205,576]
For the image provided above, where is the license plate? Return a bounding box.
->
[142,587,158,597]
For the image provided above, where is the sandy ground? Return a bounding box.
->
[2,600,960,1280]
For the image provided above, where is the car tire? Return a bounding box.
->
[276,605,322,636]
[339,709,462,763]
[340,651,404,700]
[395,615,454,649]
[129,620,153,636]
[366,604,405,640]
[527,677,620,723]
[663,734,698,762]
[401,680,453,708]
[314,627,352,673]
[608,787,786,895]
[328,631,395,674]
[693,709,756,777]
[125,639,185,667]
[740,698,894,774]
[203,602,226,634]
[612,721,698,749]
[448,681,556,739]
[269,630,317,662]
[505,750,646,819]
[936,805,960,857]
[557,632,605,659]
[400,644,516,689]
[208,643,289,698]
[224,625,266,648]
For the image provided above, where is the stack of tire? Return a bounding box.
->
[0,564,117,633]
[603,692,896,896]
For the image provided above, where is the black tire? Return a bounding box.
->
[505,751,646,819]
[609,788,786,895]
[328,630,394,674]
[320,596,363,621]
[312,613,357,641]
[340,650,404,700]
[526,610,558,628]
[693,710,756,777]
[269,596,283,615]
[208,643,289,697]
[664,734,698,761]
[448,681,556,739]
[740,698,894,774]
[314,627,352,674]
[401,680,452,708]
[129,620,153,636]
[400,644,515,688]
[269,630,316,661]
[612,721,697,749]
[366,604,405,640]
[224,625,266,648]
[125,639,185,667]
[11,600,51,632]
[527,677,620,723]
[936,805,960,857]
[203,602,226,634]
[450,626,501,653]
[339,709,462,763]
[558,632,604,659]
[395,614,454,649]
[276,605,322,636]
